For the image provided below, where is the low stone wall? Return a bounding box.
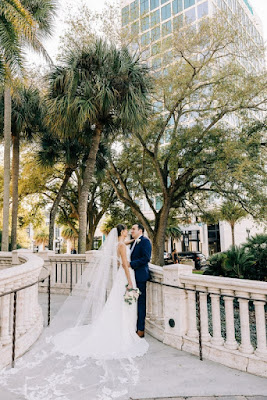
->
[146,263,267,378]
[0,251,44,369]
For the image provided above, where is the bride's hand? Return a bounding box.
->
[127,282,133,290]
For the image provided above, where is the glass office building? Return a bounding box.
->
[121,0,264,73]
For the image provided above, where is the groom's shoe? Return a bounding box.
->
[137,330,145,338]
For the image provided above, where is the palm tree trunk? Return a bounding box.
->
[231,223,235,246]
[49,167,73,250]
[11,132,19,250]
[78,126,102,254]
[1,86,12,251]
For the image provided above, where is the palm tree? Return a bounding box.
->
[46,39,151,253]
[61,226,78,250]
[34,227,49,249]
[0,0,56,251]
[220,201,247,246]
[0,84,44,249]
[38,132,83,250]
[165,225,182,252]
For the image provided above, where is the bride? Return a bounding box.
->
[51,223,149,360]
[0,224,149,400]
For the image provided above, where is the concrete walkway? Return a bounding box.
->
[0,294,266,400]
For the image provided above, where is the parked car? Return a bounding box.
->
[177,251,207,270]
[164,251,172,264]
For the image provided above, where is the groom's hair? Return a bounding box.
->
[137,223,144,233]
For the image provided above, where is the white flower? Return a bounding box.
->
[136,238,141,244]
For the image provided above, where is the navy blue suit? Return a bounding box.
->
[130,236,152,331]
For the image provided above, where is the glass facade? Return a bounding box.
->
[121,0,264,74]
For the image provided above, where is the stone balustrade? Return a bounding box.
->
[38,251,96,294]
[146,263,267,378]
[0,251,44,369]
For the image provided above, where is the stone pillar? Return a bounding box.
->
[163,264,193,347]
[186,285,198,338]
[253,295,267,357]
[198,289,211,342]
[210,289,224,346]
[157,280,164,323]
[223,290,238,350]
[151,283,158,320]
[237,291,254,354]
[146,281,152,318]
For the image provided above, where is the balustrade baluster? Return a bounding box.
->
[223,290,238,350]
[253,295,267,357]
[186,285,198,338]
[237,291,254,354]
[210,289,224,346]
[198,288,211,342]
[1,286,12,345]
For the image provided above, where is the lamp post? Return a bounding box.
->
[246,228,250,239]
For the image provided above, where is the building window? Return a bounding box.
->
[161,3,171,20]
[172,0,183,14]
[162,19,172,36]
[161,0,169,4]
[131,21,139,35]
[141,31,150,46]
[184,0,195,9]
[162,36,172,50]
[130,0,139,21]
[197,1,208,18]
[122,5,130,26]
[151,25,161,41]
[151,9,160,26]
[140,0,149,14]
[185,7,196,22]
[173,13,183,29]
[155,195,163,210]
[150,0,159,10]
[141,15,150,31]
[151,41,161,55]
[152,56,162,69]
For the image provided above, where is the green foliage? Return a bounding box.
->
[204,235,267,281]
[243,234,267,281]
[220,201,247,226]
[203,252,228,277]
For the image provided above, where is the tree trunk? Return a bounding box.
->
[87,230,94,250]
[11,132,19,250]
[231,223,235,246]
[49,167,73,250]
[151,204,171,266]
[1,86,12,251]
[78,127,102,254]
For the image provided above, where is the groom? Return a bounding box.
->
[130,223,152,338]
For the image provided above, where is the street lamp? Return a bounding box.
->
[246,228,250,239]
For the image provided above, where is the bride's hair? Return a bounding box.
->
[117,223,127,236]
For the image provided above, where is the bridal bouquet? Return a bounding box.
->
[124,285,141,305]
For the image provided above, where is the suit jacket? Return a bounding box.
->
[130,235,152,282]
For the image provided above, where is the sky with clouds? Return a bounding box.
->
[37,0,267,65]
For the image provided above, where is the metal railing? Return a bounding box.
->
[149,279,266,362]
[0,274,51,368]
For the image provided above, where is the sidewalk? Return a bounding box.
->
[0,294,266,400]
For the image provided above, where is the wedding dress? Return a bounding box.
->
[52,245,149,360]
[0,229,148,400]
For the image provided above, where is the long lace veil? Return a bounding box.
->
[49,227,119,332]
[0,227,141,400]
